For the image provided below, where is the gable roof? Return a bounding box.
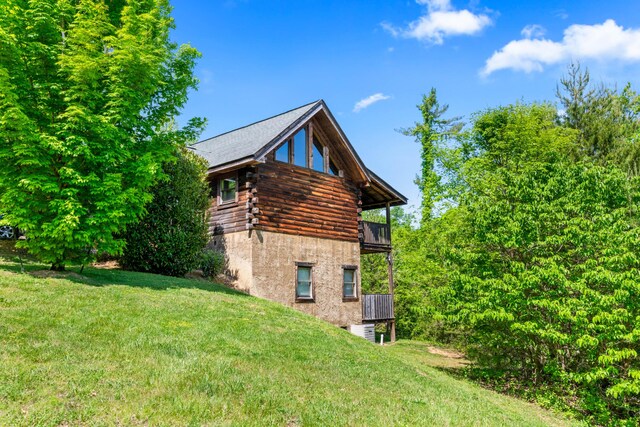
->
[191,100,322,173]
[191,100,407,208]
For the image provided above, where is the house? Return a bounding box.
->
[191,100,406,340]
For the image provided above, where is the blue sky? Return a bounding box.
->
[171,0,640,210]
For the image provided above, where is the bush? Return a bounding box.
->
[445,162,640,424]
[200,249,224,278]
[120,149,210,277]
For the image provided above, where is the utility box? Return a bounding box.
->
[349,323,375,343]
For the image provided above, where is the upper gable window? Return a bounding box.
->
[293,128,307,167]
[273,124,342,177]
[275,141,290,162]
[329,160,339,176]
[312,137,324,173]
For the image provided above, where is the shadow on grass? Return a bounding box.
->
[0,260,246,297]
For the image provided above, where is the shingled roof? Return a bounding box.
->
[190,100,322,172]
[190,100,407,208]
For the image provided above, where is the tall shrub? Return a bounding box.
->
[121,149,210,277]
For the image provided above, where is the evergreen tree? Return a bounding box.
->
[402,88,462,226]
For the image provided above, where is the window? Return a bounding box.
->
[329,160,339,176]
[293,128,307,167]
[312,137,324,172]
[273,125,342,177]
[343,267,357,300]
[219,176,237,204]
[275,141,290,162]
[296,264,313,301]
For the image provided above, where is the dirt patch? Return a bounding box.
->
[427,346,466,359]
[92,260,120,270]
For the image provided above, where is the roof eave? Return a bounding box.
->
[206,156,262,176]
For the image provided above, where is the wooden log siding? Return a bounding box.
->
[362,294,395,321]
[256,160,360,241]
[207,168,250,235]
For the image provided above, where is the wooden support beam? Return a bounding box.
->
[307,122,314,169]
[386,202,396,343]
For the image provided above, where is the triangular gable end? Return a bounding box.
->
[254,100,370,184]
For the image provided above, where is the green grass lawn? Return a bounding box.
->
[0,261,578,426]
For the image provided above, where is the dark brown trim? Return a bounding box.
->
[295,262,315,303]
[217,171,239,206]
[342,265,358,301]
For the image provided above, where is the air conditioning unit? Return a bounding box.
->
[349,323,375,343]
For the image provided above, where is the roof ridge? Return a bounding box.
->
[192,100,322,146]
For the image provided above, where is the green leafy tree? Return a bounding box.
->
[0,0,203,270]
[121,148,210,277]
[402,88,462,226]
[430,102,639,423]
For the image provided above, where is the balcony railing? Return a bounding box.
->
[362,294,394,321]
[360,221,390,252]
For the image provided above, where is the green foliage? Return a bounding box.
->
[200,248,224,278]
[402,88,462,225]
[556,63,640,173]
[0,0,203,270]
[121,149,210,277]
[403,97,640,424]
[445,161,640,424]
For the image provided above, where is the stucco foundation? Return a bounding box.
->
[213,230,362,327]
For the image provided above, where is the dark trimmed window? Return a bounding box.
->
[343,267,357,300]
[219,176,237,204]
[296,264,313,301]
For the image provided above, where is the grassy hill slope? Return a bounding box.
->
[0,264,575,426]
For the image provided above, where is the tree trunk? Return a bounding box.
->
[50,262,65,271]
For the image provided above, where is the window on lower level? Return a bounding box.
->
[343,267,357,299]
[296,264,313,301]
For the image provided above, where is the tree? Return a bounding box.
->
[556,63,640,171]
[433,102,639,423]
[402,88,462,226]
[0,0,203,270]
[120,148,210,277]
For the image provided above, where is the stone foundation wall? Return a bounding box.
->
[214,230,362,327]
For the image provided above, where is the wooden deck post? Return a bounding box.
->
[386,202,396,342]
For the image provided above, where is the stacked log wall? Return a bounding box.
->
[256,160,359,242]
[207,168,249,235]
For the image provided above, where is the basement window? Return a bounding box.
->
[219,176,237,204]
[296,263,314,302]
[343,267,357,301]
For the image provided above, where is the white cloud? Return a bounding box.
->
[521,24,546,39]
[483,20,640,75]
[353,93,391,113]
[383,0,492,45]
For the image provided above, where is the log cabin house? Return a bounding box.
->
[191,100,406,340]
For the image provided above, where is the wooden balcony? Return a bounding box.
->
[362,294,394,321]
[359,220,391,253]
